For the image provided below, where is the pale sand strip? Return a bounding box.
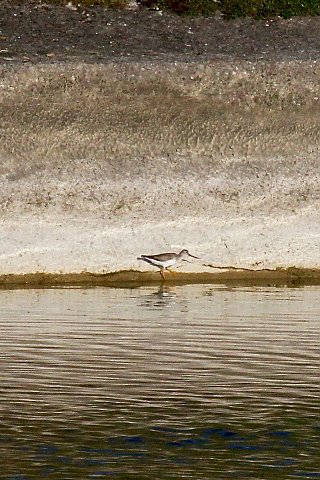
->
[1,61,319,280]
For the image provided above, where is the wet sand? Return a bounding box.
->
[1,267,320,288]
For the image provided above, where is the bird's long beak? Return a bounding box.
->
[188,252,200,259]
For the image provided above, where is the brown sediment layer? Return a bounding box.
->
[1,268,320,289]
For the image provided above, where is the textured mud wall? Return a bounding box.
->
[1,60,320,274]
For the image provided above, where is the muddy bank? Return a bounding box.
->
[1,3,320,64]
[1,267,320,289]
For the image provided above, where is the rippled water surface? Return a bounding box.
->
[0,285,319,479]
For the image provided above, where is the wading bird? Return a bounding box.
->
[137,249,199,281]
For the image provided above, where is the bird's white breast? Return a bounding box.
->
[150,258,177,268]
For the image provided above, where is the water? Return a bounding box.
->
[0,285,319,479]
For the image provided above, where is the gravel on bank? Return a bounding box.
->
[1,2,320,64]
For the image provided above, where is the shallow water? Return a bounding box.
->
[0,285,319,479]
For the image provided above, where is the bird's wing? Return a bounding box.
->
[141,253,175,261]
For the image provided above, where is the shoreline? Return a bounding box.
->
[1,267,320,288]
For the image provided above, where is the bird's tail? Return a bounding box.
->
[137,256,154,266]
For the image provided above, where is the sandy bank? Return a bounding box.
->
[1,46,320,279]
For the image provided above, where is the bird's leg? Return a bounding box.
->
[160,269,166,282]
[166,268,177,275]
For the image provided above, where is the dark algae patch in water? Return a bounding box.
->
[1,267,320,288]
[3,424,319,479]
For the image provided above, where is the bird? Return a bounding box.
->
[137,249,199,281]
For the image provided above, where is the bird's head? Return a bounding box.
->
[180,249,199,260]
